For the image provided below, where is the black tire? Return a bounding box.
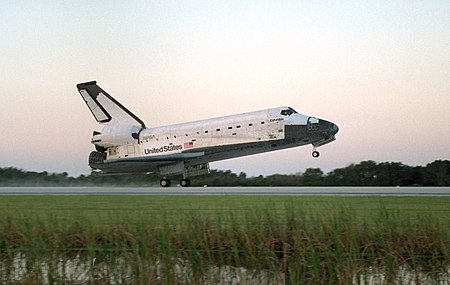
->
[312,151,320,158]
[160,178,171,187]
[180,178,191,187]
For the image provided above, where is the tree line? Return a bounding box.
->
[0,160,449,187]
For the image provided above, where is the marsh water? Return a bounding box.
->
[1,253,449,284]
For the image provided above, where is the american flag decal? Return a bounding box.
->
[183,141,194,149]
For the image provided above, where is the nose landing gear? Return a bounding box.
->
[312,149,320,158]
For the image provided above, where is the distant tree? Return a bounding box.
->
[423,160,450,186]
[302,168,324,186]
[325,161,418,186]
[1,159,449,187]
[264,174,303,186]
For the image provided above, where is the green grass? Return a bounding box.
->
[1,195,448,222]
[0,195,449,284]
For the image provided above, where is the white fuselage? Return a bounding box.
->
[104,107,309,163]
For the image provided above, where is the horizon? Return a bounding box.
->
[1,158,447,179]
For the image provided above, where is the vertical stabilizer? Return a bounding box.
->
[76,81,146,128]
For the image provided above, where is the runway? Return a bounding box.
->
[0,187,450,196]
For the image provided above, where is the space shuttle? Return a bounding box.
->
[77,81,339,187]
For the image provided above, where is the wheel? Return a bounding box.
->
[312,150,320,158]
[160,178,171,187]
[180,178,191,187]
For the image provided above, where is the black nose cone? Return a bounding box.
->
[331,123,339,135]
[319,120,339,135]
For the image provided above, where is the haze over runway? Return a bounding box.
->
[1,1,449,177]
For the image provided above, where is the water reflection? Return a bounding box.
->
[1,253,449,284]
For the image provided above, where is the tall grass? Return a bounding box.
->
[0,195,449,284]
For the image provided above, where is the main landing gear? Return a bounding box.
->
[160,177,171,187]
[159,177,191,187]
[180,178,191,187]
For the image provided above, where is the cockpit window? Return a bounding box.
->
[308,117,319,124]
[281,108,297,116]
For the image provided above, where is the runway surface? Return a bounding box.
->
[0,187,450,196]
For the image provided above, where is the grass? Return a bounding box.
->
[0,194,449,284]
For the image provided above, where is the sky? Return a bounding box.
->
[1,1,449,177]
